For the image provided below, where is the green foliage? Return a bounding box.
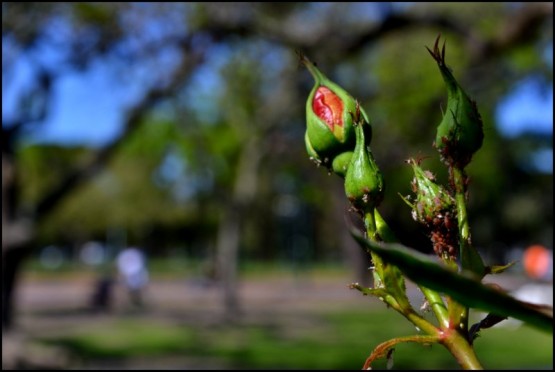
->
[43,320,196,359]
[5,1,552,267]
[27,119,195,243]
[17,145,92,206]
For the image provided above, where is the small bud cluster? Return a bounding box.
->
[301,37,485,261]
[301,54,384,214]
[404,158,458,259]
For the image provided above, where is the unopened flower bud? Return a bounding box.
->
[403,158,458,259]
[331,151,353,178]
[344,111,384,213]
[427,35,484,168]
[302,54,371,169]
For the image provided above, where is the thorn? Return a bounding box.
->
[425,46,435,59]
[427,34,446,65]
[434,34,441,53]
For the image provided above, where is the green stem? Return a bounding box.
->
[441,329,484,370]
[451,167,470,334]
[421,286,450,328]
[447,296,467,331]
[373,208,483,368]
[403,309,441,336]
[364,209,384,287]
[363,335,440,369]
[374,209,450,329]
[452,167,485,277]
[365,209,439,336]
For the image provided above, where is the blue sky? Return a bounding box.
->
[3,51,553,175]
[5,51,553,145]
[496,78,553,138]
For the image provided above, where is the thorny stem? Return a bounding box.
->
[374,210,450,329]
[371,209,483,369]
[364,210,439,337]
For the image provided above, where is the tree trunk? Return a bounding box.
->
[215,137,262,320]
[2,244,31,331]
[2,154,33,331]
[216,207,241,318]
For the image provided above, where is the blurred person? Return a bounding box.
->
[89,270,115,313]
[116,247,149,308]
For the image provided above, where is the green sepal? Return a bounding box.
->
[305,130,321,163]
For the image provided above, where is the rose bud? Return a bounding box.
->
[301,54,371,170]
[427,35,484,169]
[402,158,458,259]
[344,107,384,213]
[331,151,353,178]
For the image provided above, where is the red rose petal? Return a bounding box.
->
[313,86,344,131]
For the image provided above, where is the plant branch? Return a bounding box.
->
[364,210,440,336]
[33,38,205,223]
[375,209,450,329]
[363,334,439,369]
[441,329,484,370]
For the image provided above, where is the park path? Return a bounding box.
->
[3,269,541,369]
[6,270,384,369]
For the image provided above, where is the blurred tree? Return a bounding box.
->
[2,2,552,339]
[2,2,208,330]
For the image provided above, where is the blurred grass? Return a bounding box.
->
[23,257,552,369]
[38,308,552,369]
[42,320,196,359]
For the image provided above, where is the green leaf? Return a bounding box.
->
[348,283,388,298]
[485,261,518,275]
[351,232,553,333]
